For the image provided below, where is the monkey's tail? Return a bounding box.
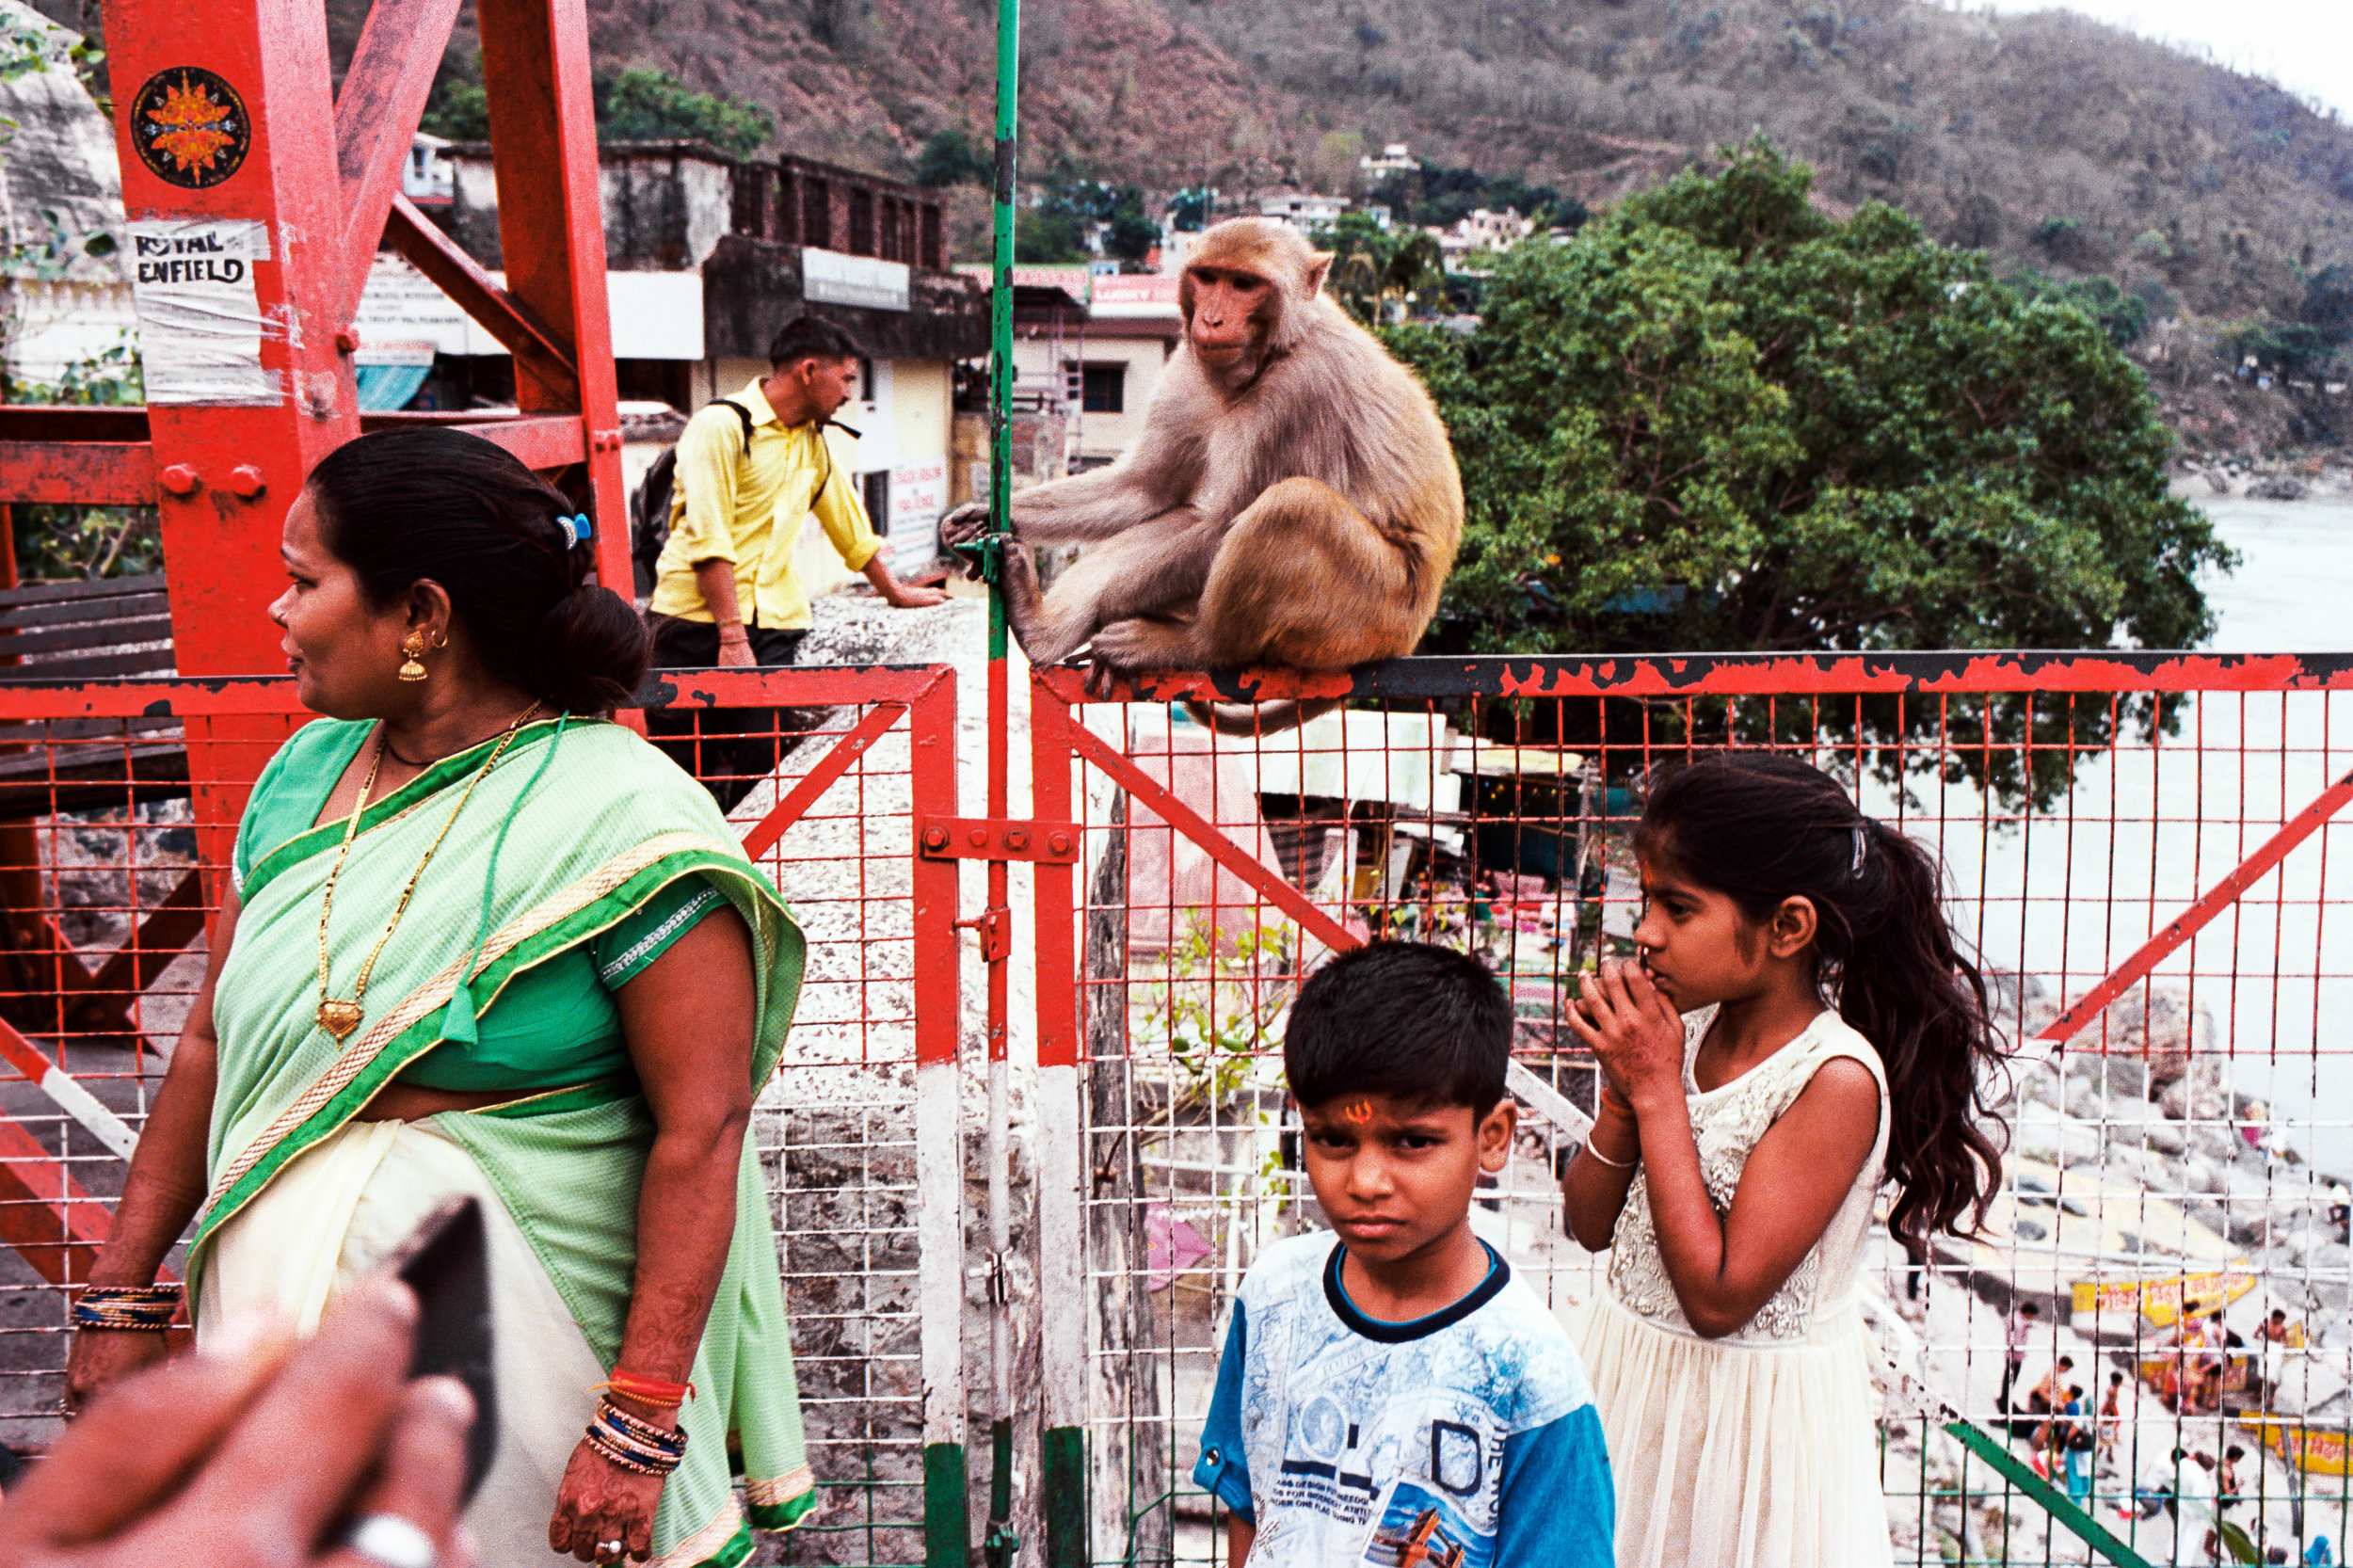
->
[1181,698,1344,737]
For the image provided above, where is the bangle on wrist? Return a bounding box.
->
[1580,1139,1637,1171]
[72,1283,181,1332]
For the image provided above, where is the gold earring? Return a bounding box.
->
[397,629,430,682]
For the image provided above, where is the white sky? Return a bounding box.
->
[1976,0,2353,122]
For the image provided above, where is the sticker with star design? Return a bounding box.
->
[131,67,250,189]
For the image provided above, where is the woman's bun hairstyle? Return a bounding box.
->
[303,427,649,712]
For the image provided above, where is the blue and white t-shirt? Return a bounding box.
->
[1193,1231,1613,1568]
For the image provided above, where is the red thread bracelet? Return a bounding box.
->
[600,1369,696,1408]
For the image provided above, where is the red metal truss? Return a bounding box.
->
[0,0,628,669]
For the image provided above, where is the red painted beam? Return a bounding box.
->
[0,442,155,504]
[0,1114,116,1287]
[1063,716,1358,954]
[383,197,577,389]
[333,0,464,317]
[449,414,586,471]
[0,408,151,442]
[473,0,628,586]
[738,702,908,861]
[2039,762,2353,1048]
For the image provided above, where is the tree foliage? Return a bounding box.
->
[1369,159,1583,231]
[596,67,772,157]
[421,66,772,158]
[1321,213,1446,325]
[1017,170,1154,265]
[2007,270,2149,348]
[1390,139,2232,805]
[2301,264,2353,348]
[915,126,989,189]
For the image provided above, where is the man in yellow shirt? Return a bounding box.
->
[646,315,944,805]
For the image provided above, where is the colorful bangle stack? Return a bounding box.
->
[71,1284,180,1332]
[584,1396,688,1477]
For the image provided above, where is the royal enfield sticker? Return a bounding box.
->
[128,220,282,406]
[130,68,250,189]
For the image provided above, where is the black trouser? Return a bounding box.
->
[644,615,811,811]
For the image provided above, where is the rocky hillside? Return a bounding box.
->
[476,0,2348,320]
[31,0,2353,319]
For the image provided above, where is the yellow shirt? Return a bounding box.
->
[648,379,881,631]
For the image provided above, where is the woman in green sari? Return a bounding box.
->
[63,428,815,1568]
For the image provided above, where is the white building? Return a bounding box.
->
[1257,193,1356,236]
[1360,142,1417,176]
[999,272,1184,472]
[1432,207,1537,267]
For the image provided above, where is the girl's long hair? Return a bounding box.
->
[1636,752,2005,1257]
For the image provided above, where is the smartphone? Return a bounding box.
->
[379,1195,500,1501]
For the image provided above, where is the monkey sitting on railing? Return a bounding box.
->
[943,216,1464,734]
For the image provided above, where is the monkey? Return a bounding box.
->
[939,216,1463,733]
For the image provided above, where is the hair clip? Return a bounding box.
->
[1850,823,1869,877]
[557,512,594,548]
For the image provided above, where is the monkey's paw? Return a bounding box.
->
[938,504,990,548]
[1083,619,1194,697]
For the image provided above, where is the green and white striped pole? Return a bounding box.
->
[980,1,1022,1565]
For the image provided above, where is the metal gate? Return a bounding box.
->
[0,664,968,1567]
[1030,652,2353,1568]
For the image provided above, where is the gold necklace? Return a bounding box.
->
[313,702,541,1043]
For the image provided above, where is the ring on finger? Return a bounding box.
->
[597,1541,625,1562]
[341,1513,440,1568]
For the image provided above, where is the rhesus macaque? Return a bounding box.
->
[939,216,1463,731]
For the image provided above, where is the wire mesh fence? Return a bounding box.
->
[1032,654,2353,1568]
[0,667,963,1568]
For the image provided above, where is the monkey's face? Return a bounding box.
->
[1183,263,1277,380]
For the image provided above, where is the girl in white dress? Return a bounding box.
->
[1561,754,2003,1568]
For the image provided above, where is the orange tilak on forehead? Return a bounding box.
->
[1344,1098,1375,1124]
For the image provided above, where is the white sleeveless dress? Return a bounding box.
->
[1576,1005,1895,1568]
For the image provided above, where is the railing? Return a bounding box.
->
[1030,653,2353,1568]
[0,666,966,1568]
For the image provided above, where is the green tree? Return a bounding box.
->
[1324,213,1444,324]
[1390,139,2231,806]
[2301,264,2353,347]
[419,78,488,140]
[595,67,772,157]
[2009,269,2149,348]
[419,65,773,157]
[1168,188,1215,233]
[916,126,989,189]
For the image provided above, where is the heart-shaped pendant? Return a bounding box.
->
[317,999,365,1042]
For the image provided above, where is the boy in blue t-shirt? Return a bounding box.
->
[1193,942,1614,1568]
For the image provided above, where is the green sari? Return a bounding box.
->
[191,715,816,1566]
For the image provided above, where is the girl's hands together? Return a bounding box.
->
[1565,956,1686,1111]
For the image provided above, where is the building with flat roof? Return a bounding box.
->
[360,142,985,583]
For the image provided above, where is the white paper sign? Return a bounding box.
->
[127,219,281,406]
[888,461,946,575]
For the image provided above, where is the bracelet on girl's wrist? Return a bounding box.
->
[1580,1140,1638,1171]
[72,1283,182,1332]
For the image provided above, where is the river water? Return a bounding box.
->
[1891,496,2353,1169]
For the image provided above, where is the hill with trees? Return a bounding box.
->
[365,0,2350,328]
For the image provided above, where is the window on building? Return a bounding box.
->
[848,189,874,257]
[802,179,831,248]
[1081,363,1126,414]
[863,470,890,536]
[920,205,943,270]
